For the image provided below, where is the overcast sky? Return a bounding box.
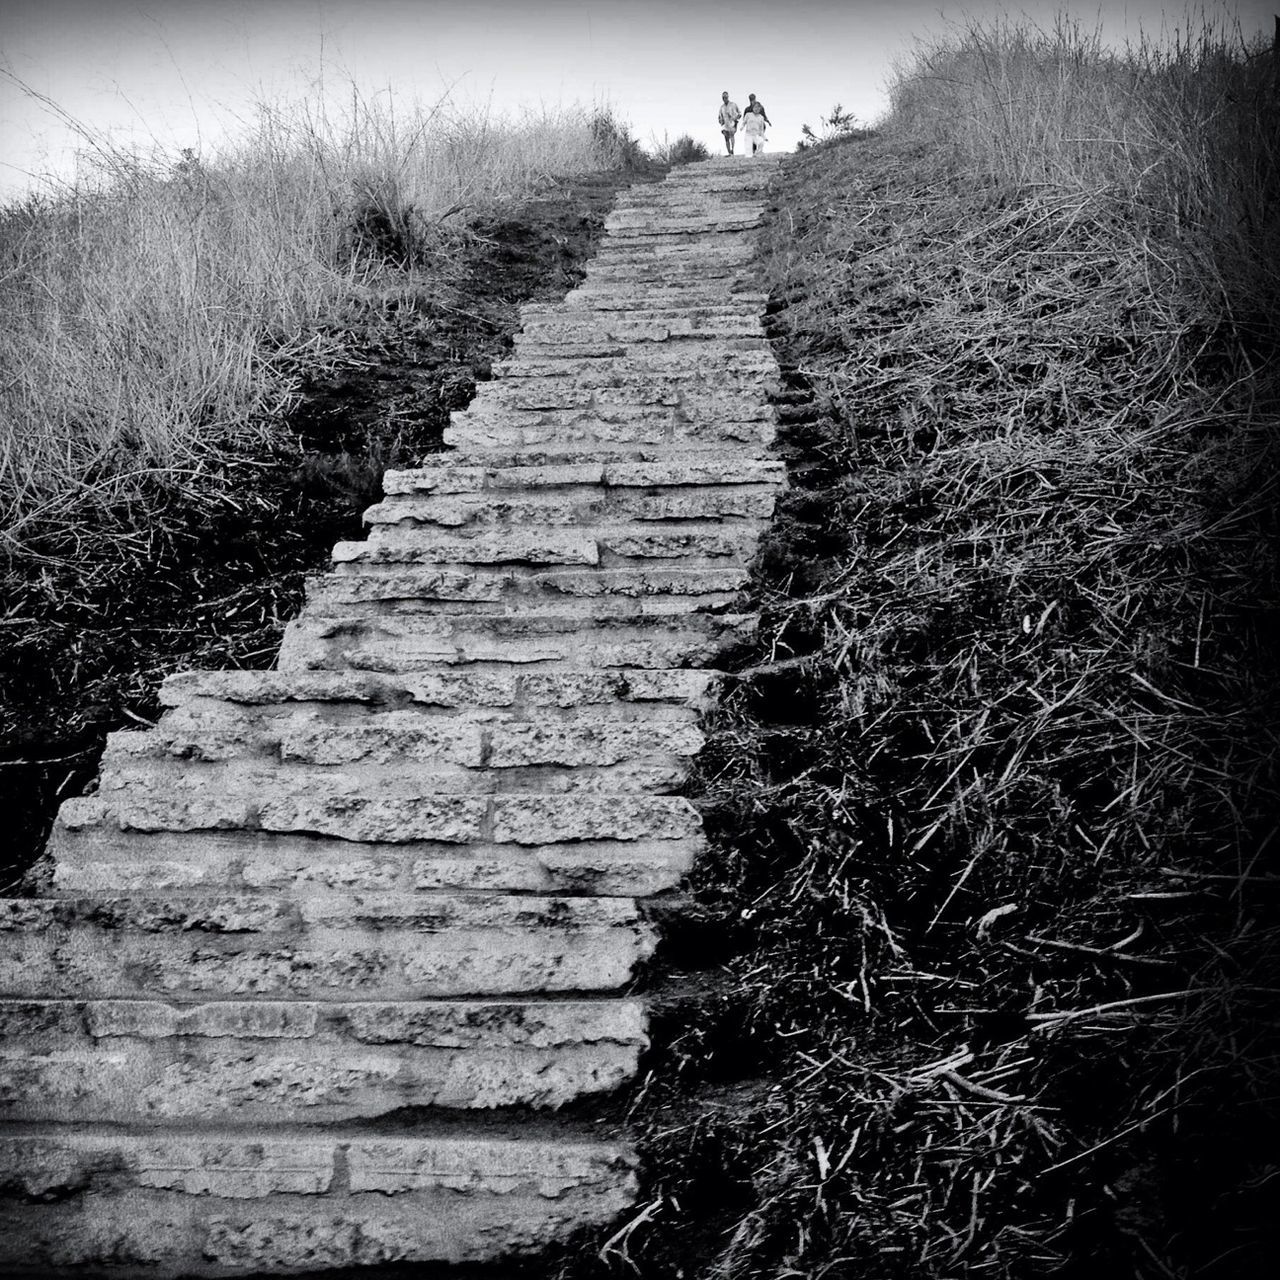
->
[1,0,1274,198]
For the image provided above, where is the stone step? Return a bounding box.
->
[0,997,644,1122]
[442,404,776,452]
[329,523,763,568]
[50,824,702,897]
[517,302,754,333]
[97,737,696,800]
[308,564,749,610]
[382,455,785,494]
[0,1131,637,1273]
[276,609,755,672]
[0,892,657,999]
[585,249,758,276]
[101,696,704,767]
[62,776,703,842]
[473,372,778,412]
[360,483,778,531]
[158,666,721,711]
[603,213,763,235]
[564,285,770,311]
[492,346,776,381]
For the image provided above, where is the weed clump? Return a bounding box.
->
[656,135,712,166]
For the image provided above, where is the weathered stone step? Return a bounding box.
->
[158,666,721,711]
[360,483,778,532]
[0,1131,637,1273]
[0,892,657,998]
[382,454,785,494]
[309,564,749,610]
[603,213,763,236]
[308,584,738,619]
[579,262,756,289]
[0,997,644,1122]
[565,285,770,311]
[110,697,704,766]
[473,371,777,412]
[330,523,763,568]
[97,749,693,803]
[492,346,775,381]
[51,824,702,897]
[443,402,776,451]
[62,777,702,843]
[584,248,758,277]
[277,609,755,672]
[517,302,754,336]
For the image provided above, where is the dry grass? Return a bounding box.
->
[565,12,1280,1280]
[0,86,627,556]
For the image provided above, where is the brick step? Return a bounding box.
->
[0,892,657,999]
[329,523,763,568]
[62,778,702,843]
[158,666,721,711]
[0,1131,637,1273]
[0,997,644,1122]
[277,609,754,671]
[50,824,702,897]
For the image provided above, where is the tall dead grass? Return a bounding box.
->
[0,88,625,553]
[585,12,1279,1280]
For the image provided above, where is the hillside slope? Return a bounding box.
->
[558,46,1278,1280]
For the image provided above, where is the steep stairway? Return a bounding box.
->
[0,154,786,1275]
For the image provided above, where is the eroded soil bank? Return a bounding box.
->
[0,165,662,886]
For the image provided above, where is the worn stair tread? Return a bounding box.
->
[51,825,702,897]
[0,1131,638,1273]
[333,522,764,566]
[60,782,703,843]
[0,996,645,1121]
[360,484,779,530]
[306,564,749,610]
[98,698,705,769]
[276,615,754,673]
[0,891,657,998]
[159,666,722,709]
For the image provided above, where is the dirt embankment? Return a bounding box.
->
[0,166,662,887]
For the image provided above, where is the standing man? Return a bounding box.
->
[742,92,771,156]
[718,90,742,155]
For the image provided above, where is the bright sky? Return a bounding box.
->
[0,0,1274,199]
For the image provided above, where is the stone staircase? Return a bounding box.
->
[0,154,786,1275]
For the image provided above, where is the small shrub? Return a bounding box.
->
[657,134,711,166]
[798,102,868,148]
